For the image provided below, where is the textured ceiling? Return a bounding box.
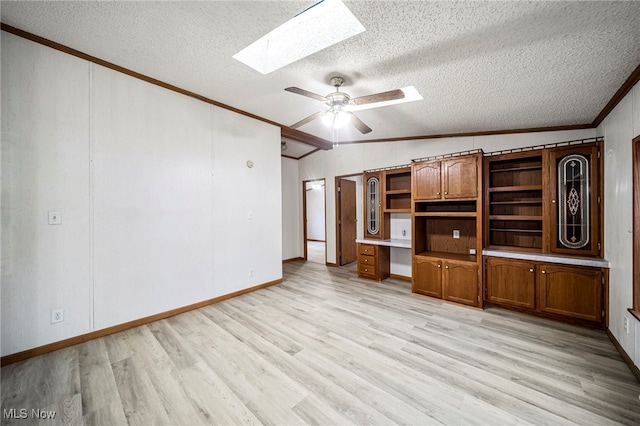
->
[2,1,640,154]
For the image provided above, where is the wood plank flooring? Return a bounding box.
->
[2,260,640,425]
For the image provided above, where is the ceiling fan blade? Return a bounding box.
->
[352,89,404,106]
[350,113,372,134]
[285,87,327,102]
[290,111,325,129]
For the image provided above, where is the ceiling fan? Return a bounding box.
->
[285,76,408,134]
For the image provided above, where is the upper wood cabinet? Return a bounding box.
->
[443,156,479,199]
[548,144,602,257]
[364,171,388,239]
[413,155,478,201]
[412,160,441,200]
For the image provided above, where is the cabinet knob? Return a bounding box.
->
[364,269,368,272]
[444,191,448,195]
[445,265,449,269]
[551,200,556,204]
[541,270,546,274]
[438,264,441,268]
[436,192,440,195]
[529,268,534,272]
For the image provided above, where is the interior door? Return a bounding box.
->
[339,179,357,265]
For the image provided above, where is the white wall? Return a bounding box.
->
[597,82,640,369]
[298,129,596,264]
[1,32,282,356]
[305,181,325,241]
[282,157,302,260]
[1,34,92,352]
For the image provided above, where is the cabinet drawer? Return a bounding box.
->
[358,254,377,267]
[358,263,377,278]
[358,244,376,255]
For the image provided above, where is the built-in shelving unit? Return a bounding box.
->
[411,151,483,307]
[485,150,544,252]
[384,167,412,212]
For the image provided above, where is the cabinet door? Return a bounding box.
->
[412,160,441,200]
[485,258,536,309]
[443,156,478,199]
[413,257,442,298]
[548,144,601,256]
[538,264,603,322]
[364,172,383,239]
[443,260,479,306]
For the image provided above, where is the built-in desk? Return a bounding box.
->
[356,239,411,281]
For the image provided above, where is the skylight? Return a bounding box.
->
[233,0,365,74]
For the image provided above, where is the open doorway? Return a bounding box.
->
[303,179,326,264]
[336,174,363,266]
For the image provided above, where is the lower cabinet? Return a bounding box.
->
[538,264,603,322]
[413,256,480,307]
[443,261,479,307]
[484,256,606,326]
[485,258,536,309]
[357,243,390,281]
[413,257,442,298]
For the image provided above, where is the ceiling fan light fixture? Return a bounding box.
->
[233,0,365,75]
[333,110,351,128]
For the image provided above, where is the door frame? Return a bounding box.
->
[633,136,640,318]
[335,173,362,266]
[302,178,326,262]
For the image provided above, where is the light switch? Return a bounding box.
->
[453,229,460,239]
[48,211,62,225]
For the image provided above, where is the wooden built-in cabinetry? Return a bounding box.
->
[412,152,483,307]
[484,142,602,256]
[357,243,390,281]
[358,138,607,329]
[483,140,606,326]
[383,167,412,212]
[485,256,606,327]
[363,171,388,240]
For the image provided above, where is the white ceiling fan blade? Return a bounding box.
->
[345,86,423,112]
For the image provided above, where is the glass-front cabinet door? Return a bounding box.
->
[549,144,601,256]
[364,172,383,239]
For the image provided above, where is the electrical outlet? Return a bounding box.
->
[453,229,460,239]
[249,268,254,277]
[624,317,630,333]
[51,308,64,324]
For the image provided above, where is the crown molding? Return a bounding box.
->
[0,23,333,151]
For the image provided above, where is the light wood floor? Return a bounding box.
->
[306,240,325,264]
[3,260,640,425]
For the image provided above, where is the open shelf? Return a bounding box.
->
[415,251,477,263]
[489,185,543,192]
[415,200,476,213]
[485,152,545,251]
[489,215,543,221]
[415,212,477,217]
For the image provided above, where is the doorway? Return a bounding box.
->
[303,179,326,264]
[336,174,363,266]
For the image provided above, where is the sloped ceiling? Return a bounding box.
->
[2,1,639,158]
